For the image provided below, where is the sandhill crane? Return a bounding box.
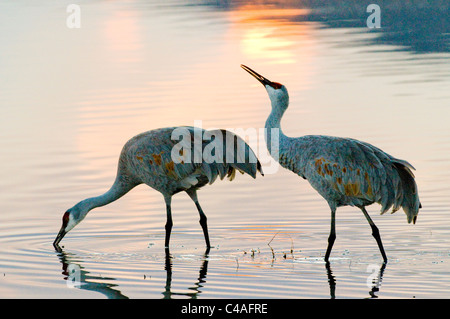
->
[53,126,263,250]
[241,64,421,263]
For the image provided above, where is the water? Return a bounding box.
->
[0,0,449,299]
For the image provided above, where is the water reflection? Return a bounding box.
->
[325,262,336,299]
[55,250,129,299]
[54,246,389,299]
[324,261,387,299]
[162,248,210,299]
[367,263,387,298]
[54,248,211,299]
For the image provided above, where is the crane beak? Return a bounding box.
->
[53,226,66,249]
[241,64,273,87]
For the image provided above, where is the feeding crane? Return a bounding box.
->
[241,64,421,263]
[53,126,263,250]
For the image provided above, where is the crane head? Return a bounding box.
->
[241,64,289,110]
[53,206,85,249]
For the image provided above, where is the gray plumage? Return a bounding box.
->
[278,135,421,222]
[121,127,262,195]
[242,64,421,263]
[53,126,263,249]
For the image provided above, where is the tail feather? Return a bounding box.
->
[225,130,263,179]
[380,170,395,215]
[200,129,263,184]
[392,161,421,224]
[392,158,416,173]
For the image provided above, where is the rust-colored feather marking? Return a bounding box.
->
[152,152,163,165]
[165,161,177,178]
[165,161,175,172]
[364,171,374,197]
[343,182,361,196]
[324,163,333,176]
[313,156,377,201]
[315,157,325,167]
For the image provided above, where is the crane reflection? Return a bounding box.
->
[54,247,386,299]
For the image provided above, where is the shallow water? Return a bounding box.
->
[0,0,449,299]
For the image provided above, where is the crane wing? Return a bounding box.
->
[123,127,263,189]
[123,127,199,186]
[201,129,263,182]
[294,136,415,214]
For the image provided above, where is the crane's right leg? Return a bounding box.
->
[360,206,388,263]
[164,196,173,248]
[324,207,336,262]
[186,189,211,248]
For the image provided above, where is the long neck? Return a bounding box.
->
[265,106,288,156]
[77,175,136,213]
[265,106,286,130]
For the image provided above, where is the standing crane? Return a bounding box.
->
[53,126,263,250]
[241,64,421,263]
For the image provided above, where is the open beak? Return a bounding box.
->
[53,226,66,249]
[241,64,273,87]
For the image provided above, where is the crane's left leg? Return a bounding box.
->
[164,196,173,248]
[360,206,388,263]
[324,207,336,262]
[186,189,211,248]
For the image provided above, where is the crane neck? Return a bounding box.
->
[75,175,136,215]
[265,107,286,130]
[265,107,288,156]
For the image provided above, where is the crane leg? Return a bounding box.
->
[360,206,388,263]
[324,208,336,262]
[164,196,173,248]
[186,189,211,248]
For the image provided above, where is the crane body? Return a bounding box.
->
[53,126,263,249]
[242,64,421,263]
